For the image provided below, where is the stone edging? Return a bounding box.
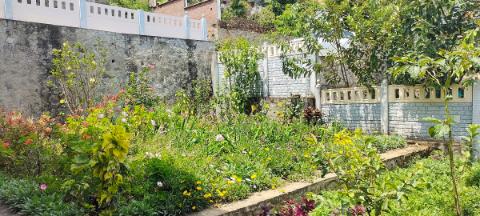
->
[191,144,433,216]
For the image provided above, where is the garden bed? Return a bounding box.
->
[0,100,413,216]
[191,144,433,216]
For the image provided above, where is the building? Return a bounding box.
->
[150,0,221,39]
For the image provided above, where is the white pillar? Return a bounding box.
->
[137,10,145,35]
[262,43,269,98]
[380,78,389,134]
[472,81,480,160]
[4,0,12,19]
[312,55,321,110]
[200,14,208,40]
[79,0,87,28]
[184,12,190,39]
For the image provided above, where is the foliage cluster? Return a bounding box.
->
[272,0,479,87]
[311,155,480,216]
[217,37,263,113]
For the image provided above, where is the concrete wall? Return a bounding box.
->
[388,102,473,138]
[265,56,311,98]
[0,19,214,116]
[321,103,381,132]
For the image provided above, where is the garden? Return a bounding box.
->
[1,0,480,215]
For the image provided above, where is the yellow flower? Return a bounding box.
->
[204,193,212,199]
[192,206,196,210]
[271,185,276,189]
[183,190,191,197]
[217,190,227,197]
[209,200,214,203]
[250,174,257,180]
[196,180,202,185]
[196,186,203,191]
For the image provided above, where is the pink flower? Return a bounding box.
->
[39,183,47,191]
[215,134,225,142]
[24,139,33,145]
[2,141,10,149]
[147,64,156,70]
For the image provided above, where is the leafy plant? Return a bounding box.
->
[65,101,132,213]
[50,42,106,115]
[218,37,263,113]
[125,67,160,108]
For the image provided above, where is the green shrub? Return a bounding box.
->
[0,173,83,216]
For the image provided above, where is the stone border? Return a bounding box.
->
[191,144,433,216]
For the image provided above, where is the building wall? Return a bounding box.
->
[0,19,214,116]
[153,0,218,38]
[153,0,185,16]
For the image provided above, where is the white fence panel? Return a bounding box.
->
[189,19,202,40]
[12,0,79,27]
[143,12,184,39]
[0,0,5,18]
[86,2,138,34]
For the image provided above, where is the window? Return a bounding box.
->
[414,89,420,99]
[147,15,150,22]
[371,90,375,99]
[36,0,40,6]
[90,5,94,13]
[61,1,65,9]
[69,2,74,10]
[395,89,400,99]
[425,88,431,98]
[97,7,101,14]
[458,88,465,98]
[53,1,58,8]
[435,88,441,98]
[45,0,49,7]
[104,8,108,15]
[27,0,31,4]
[111,9,114,16]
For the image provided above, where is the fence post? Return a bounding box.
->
[200,14,208,40]
[472,80,480,160]
[4,0,13,19]
[184,12,190,39]
[79,0,87,28]
[262,43,269,98]
[138,10,145,35]
[380,78,389,134]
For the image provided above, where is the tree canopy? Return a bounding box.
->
[272,0,479,87]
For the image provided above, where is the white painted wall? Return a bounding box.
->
[143,12,184,38]
[0,0,5,18]
[12,0,80,27]
[86,2,138,35]
[0,0,207,40]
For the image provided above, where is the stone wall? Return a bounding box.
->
[321,103,381,132]
[0,19,214,116]
[389,102,473,138]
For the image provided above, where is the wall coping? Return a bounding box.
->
[191,144,433,216]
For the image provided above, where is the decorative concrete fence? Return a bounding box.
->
[0,0,208,40]
[321,83,480,140]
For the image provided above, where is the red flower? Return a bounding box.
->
[2,141,10,149]
[24,138,33,145]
